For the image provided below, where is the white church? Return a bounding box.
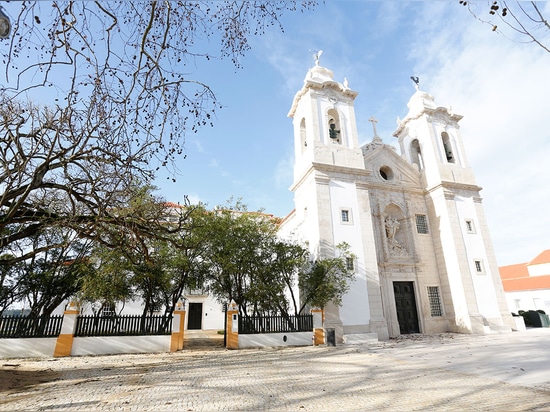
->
[278,57,514,343]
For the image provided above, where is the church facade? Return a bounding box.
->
[278,61,514,342]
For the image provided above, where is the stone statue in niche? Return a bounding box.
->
[384,215,407,256]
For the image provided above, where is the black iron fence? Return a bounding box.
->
[75,314,172,337]
[0,315,63,338]
[239,314,313,334]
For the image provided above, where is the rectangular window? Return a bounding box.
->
[465,219,475,233]
[474,260,484,274]
[427,286,443,317]
[340,208,352,224]
[415,214,429,234]
[346,257,354,271]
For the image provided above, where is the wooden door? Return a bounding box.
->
[393,282,420,334]
[187,303,203,330]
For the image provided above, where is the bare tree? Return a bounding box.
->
[460,1,550,53]
[0,97,182,265]
[0,1,316,265]
[2,2,316,163]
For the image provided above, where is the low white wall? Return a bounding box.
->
[0,338,57,358]
[72,336,171,356]
[238,332,312,349]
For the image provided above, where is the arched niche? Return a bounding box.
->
[382,204,409,257]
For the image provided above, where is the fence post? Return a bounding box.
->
[170,299,186,352]
[311,308,325,346]
[53,301,80,357]
[226,300,239,349]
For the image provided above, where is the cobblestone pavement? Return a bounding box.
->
[1,330,550,411]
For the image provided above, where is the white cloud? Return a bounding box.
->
[409,4,550,265]
[273,146,294,190]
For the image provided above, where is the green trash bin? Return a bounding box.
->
[527,310,549,327]
[325,328,336,346]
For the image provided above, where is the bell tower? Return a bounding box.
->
[393,88,477,188]
[286,55,389,342]
[288,58,363,182]
[393,86,513,333]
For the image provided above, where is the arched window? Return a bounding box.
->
[441,132,455,163]
[410,139,424,170]
[327,109,341,144]
[300,118,307,153]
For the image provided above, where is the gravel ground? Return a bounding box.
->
[1,330,550,411]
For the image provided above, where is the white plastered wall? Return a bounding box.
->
[328,179,371,326]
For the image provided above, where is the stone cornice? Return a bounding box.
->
[393,106,463,137]
[288,82,358,118]
[425,181,483,196]
[289,162,370,192]
[367,182,425,196]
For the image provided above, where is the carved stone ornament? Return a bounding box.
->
[384,215,408,256]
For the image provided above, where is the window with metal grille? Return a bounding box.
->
[465,219,475,233]
[474,260,484,273]
[341,209,350,223]
[427,286,443,317]
[346,257,354,271]
[415,214,429,234]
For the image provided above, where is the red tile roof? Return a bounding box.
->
[499,250,550,292]
[501,275,550,292]
[499,263,528,280]
[529,249,550,265]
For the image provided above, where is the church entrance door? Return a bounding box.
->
[188,303,203,330]
[393,281,420,334]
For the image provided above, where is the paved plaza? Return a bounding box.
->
[1,328,550,411]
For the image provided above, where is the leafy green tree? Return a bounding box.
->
[157,207,212,319]
[298,242,356,313]
[257,239,309,316]
[16,229,93,318]
[80,188,209,330]
[201,201,356,318]
[201,200,282,316]
[78,245,136,316]
[0,254,23,316]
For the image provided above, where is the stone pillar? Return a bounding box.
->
[226,300,239,349]
[311,308,325,345]
[170,299,186,352]
[53,301,80,358]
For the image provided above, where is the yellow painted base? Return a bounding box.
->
[313,328,325,346]
[226,310,239,349]
[53,334,74,357]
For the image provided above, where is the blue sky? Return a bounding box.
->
[2,2,548,267]
[153,2,550,267]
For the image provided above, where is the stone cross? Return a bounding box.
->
[369,116,379,138]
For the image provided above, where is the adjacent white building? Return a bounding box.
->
[278,59,514,342]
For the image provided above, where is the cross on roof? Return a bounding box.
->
[369,116,379,138]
